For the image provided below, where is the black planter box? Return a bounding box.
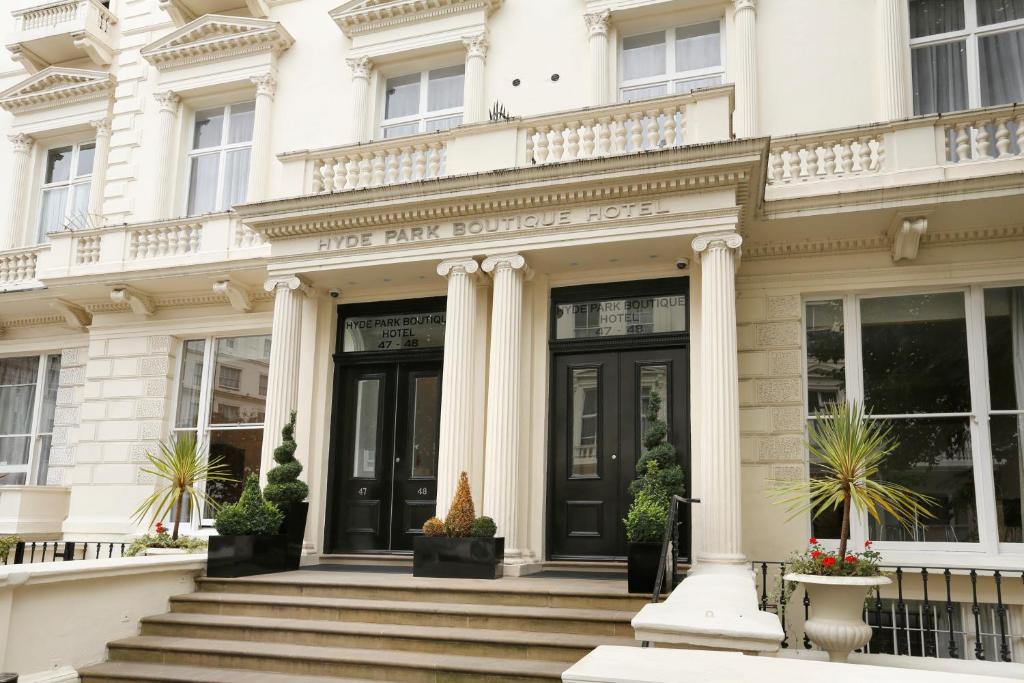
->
[627,542,664,594]
[413,536,504,579]
[280,501,309,572]
[207,534,289,578]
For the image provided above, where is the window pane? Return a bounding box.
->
[38,354,61,434]
[979,29,1024,106]
[868,417,977,542]
[639,365,668,455]
[186,153,219,216]
[0,356,39,435]
[204,428,263,515]
[38,186,69,238]
[623,31,667,81]
[809,420,845,539]
[175,339,206,429]
[409,375,440,478]
[69,183,90,225]
[34,435,53,485]
[193,107,224,149]
[0,472,26,486]
[227,102,255,144]
[221,148,250,210]
[427,65,465,111]
[860,292,970,414]
[985,287,1024,411]
[425,114,462,133]
[571,367,599,478]
[977,0,1024,24]
[0,356,40,384]
[382,121,421,139]
[209,335,270,425]
[353,378,381,478]
[991,414,1024,542]
[806,300,846,412]
[76,142,96,177]
[621,83,669,103]
[0,436,31,466]
[673,75,724,94]
[44,146,72,184]
[675,22,720,71]
[385,73,421,120]
[909,0,966,37]
[912,41,969,114]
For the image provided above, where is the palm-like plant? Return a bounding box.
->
[132,433,234,540]
[773,401,936,558]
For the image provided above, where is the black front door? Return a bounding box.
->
[550,347,687,559]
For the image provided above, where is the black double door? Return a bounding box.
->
[329,359,442,553]
[550,347,687,559]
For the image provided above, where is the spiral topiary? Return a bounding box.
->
[625,388,684,542]
[443,472,476,538]
[263,411,309,508]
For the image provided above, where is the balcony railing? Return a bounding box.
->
[0,244,45,291]
[7,0,117,71]
[3,540,127,564]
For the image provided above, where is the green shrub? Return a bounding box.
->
[624,388,684,542]
[263,412,309,508]
[215,473,284,536]
[471,516,497,538]
[0,535,21,561]
[422,517,445,537]
[624,490,667,543]
[125,533,207,557]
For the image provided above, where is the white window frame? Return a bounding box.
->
[802,282,1024,562]
[908,0,1024,112]
[184,101,255,217]
[618,19,726,103]
[37,140,95,243]
[379,66,465,139]
[0,353,60,487]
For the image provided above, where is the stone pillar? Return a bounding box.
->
[436,258,481,515]
[584,10,611,106]
[733,0,758,137]
[879,0,909,121]
[153,91,181,219]
[462,32,489,124]
[261,275,309,475]
[87,118,112,221]
[481,254,529,556]
[247,73,277,202]
[692,231,745,565]
[346,56,373,144]
[3,133,33,249]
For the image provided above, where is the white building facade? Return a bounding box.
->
[1,0,1024,639]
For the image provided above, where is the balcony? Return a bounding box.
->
[6,0,117,73]
[0,244,45,292]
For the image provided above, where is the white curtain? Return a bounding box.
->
[221,148,251,210]
[622,31,666,81]
[912,41,969,114]
[675,22,720,71]
[0,357,39,477]
[37,186,68,241]
[979,28,1024,107]
[187,153,219,215]
[427,65,465,111]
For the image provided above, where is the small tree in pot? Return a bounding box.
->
[772,400,935,662]
[263,411,309,570]
[414,472,503,579]
[208,473,286,577]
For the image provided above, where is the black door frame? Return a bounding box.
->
[546,277,691,561]
[324,296,446,554]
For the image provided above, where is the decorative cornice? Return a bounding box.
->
[213,279,254,312]
[437,257,480,278]
[50,298,92,332]
[140,15,294,70]
[346,56,373,80]
[890,216,928,263]
[583,9,611,37]
[462,31,488,59]
[330,0,502,37]
[110,286,154,317]
[7,132,34,153]
[0,67,114,114]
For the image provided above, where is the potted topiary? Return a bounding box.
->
[263,411,309,571]
[623,388,684,594]
[208,473,285,577]
[413,472,503,579]
[772,401,935,662]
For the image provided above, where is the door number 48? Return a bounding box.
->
[417,487,429,496]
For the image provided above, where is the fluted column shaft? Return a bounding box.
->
[693,232,745,565]
[248,73,277,202]
[584,11,611,106]
[153,91,181,219]
[261,275,308,476]
[88,118,112,219]
[481,254,528,555]
[733,0,758,137]
[879,0,909,121]
[436,258,481,514]
[462,33,488,123]
[347,57,373,143]
[4,133,34,248]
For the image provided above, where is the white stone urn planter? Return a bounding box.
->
[142,547,190,556]
[784,573,891,663]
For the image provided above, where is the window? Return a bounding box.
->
[38,142,94,242]
[0,354,61,486]
[381,65,464,139]
[172,335,271,521]
[619,22,724,103]
[910,0,1024,115]
[258,374,268,397]
[186,102,254,216]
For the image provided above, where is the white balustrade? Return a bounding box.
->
[0,248,40,286]
[766,135,883,185]
[15,0,114,33]
[75,235,100,265]
[310,140,448,194]
[944,111,1024,163]
[128,222,202,260]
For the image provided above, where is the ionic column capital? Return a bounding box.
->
[250,72,277,98]
[154,90,180,113]
[346,55,373,80]
[481,253,531,278]
[691,231,743,257]
[584,9,611,37]
[90,117,112,138]
[734,0,756,13]
[462,31,488,60]
[263,274,312,296]
[437,257,480,279]
[7,132,33,154]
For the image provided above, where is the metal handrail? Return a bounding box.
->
[639,495,700,648]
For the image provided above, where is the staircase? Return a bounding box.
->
[78,570,645,682]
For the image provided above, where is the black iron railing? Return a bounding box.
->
[754,561,1021,662]
[2,541,127,565]
[639,495,700,648]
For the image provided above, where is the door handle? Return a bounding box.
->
[395,458,401,463]
[611,454,617,460]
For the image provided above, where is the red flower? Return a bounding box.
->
[864,540,873,549]
[155,522,166,534]
[822,557,836,568]
[809,537,818,545]
[845,555,857,564]
[811,550,822,559]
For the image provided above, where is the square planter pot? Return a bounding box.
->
[413,536,504,579]
[627,542,664,594]
[207,534,288,578]
[280,501,309,572]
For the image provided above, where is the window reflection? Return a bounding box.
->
[805,299,846,411]
[571,368,599,478]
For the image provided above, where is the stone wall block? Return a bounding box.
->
[736,324,755,351]
[85,359,113,380]
[148,336,172,354]
[112,357,139,377]
[97,420,139,442]
[135,468,158,485]
[769,350,803,377]
[740,407,770,434]
[139,355,170,376]
[51,426,70,446]
[59,366,86,386]
[92,463,138,485]
[88,339,108,358]
[754,321,802,348]
[737,296,766,323]
[738,351,768,378]
[61,346,87,366]
[47,445,74,467]
[138,421,164,440]
[53,406,80,426]
[738,380,755,406]
[772,464,804,481]
[108,337,148,356]
[754,378,802,405]
[145,379,168,398]
[81,401,106,421]
[46,468,68,486]
[740,436,758,464]
[767,295,802,320]
[758,435,805,462]
[100,378,147,398]
[771,406,806,433]
[130,443,156,462]
[76,442,103,463]
[135,399,165,419]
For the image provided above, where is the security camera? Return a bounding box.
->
[675,258,689,270]
[329,288,341,299]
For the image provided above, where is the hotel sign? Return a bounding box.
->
[342,312,446,352]
[554,294,687,340]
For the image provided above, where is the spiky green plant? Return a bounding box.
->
[772,401,936,558]
[132,432,234,540]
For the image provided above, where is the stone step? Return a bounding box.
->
[142,611,636,662]
[171,591,636,637]
[79,661,377,683]
[195,574,647,611]
[105,636,568,682]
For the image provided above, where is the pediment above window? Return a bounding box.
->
[0,67,114,114]
[159,0,270,28]
[329,0,502,38]
[140,14,294,70]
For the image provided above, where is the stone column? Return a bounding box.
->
[462,32,489,124]
[261,275,310,475]
[584,10,611,106]
[692,231,745,565]
[247,73,277,202]
[733,0,758,137]
[346,56,373,144]
[879,0,909,121]
[87,118,112,221]
[3,133,33,249]
[436,258,481,515]
[153,90,181,219]
[481,254,529,556]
